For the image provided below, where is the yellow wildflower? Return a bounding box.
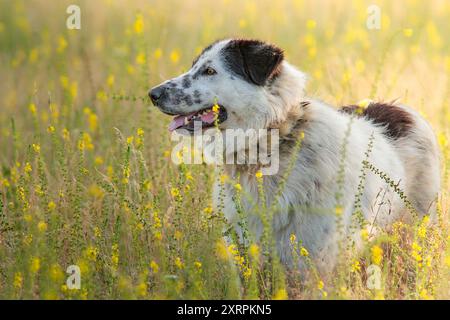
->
[28,103,36,114]
[13,272,23,289]
[163,150,170,158]
[78,133,94,151]
[306,19,316,30]
[111,244,119,268]
[69,81,77,99]
[24,162,32,174]
[1,178,10,188]
[62,128,70,140]
[170,187,180,198]
[300,247,309,257]
[220,174,228,184]
[317,280,324,290]
[88,184,104,199]
[374,290,385,300]
[85,246,99,262]
[94,156,104,166]
[203,206,213,215]
[87,112,98,132]
[57,35,67,53]
[174,230,183,240]
[194,261,202,271]
[175,257,184,269]
[136,282,147,297]
[242,267,252,280]
[126,64,135,75]
[351,260,361,273]
[355,59,366,73]
[136,128,144,137]
[135,52,146,65]
[133,13,144,34]
[48,201,56,211]
[142,179,152,191]
[80,288,88,300]
[60,75,69,88]
[153,48,163,60]
[106,165,114,178]
[357,99,372,108]
[417,226,426,239]
[411,242,423,262]
[37,221,48,232]
[273,289,288,300]
[419,288,432,300]
[289,234,296,244]
[49,264,64,282]
[216,240,229,260]
[227,244,238,256]
[444,255,450,267]
[35,185,44,196]
[32,143,41,153]
[239,19,247,29]
[371,245,383,265]
[150,260,159,274]
[185,171,193,181]
[403,28,414,38]
[212,104,220,113]
[360,229,369,241]
[249,244,260,259]
[438,132,448,149]
[234,183,242,191]
[170,50,180,64]
[30,257,41,273]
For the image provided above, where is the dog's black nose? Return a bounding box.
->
[149,85,166,106]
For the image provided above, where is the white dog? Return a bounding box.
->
[150,38,440,274]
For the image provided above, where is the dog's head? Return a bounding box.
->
[149,39,307,133]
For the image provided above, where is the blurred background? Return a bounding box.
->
[0,0,448,299]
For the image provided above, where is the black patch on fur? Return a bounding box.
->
[193,90,201,98]
[172,91,185,105]
[182,77,191,88]
[221,39,284,86]
[183,95,193,106]
[340,102,414,139]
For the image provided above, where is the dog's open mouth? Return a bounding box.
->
[168,105,227,132]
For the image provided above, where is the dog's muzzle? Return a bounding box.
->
[148,85,167,107]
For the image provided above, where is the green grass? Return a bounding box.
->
[0,0,449,299]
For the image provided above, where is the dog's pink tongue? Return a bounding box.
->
[169,115,187,132]
[201,110,216,124]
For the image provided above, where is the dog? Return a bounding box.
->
[149,38,440,274]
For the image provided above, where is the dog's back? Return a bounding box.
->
[341,102,441,218]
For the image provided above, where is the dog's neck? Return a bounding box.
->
[265,62,309,136]
[223,62,310,180]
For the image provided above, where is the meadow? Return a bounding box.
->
[0,0,449,299]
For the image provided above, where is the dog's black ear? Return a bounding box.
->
[222,39,284,86]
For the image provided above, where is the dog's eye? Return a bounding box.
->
[203,67,217,76]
